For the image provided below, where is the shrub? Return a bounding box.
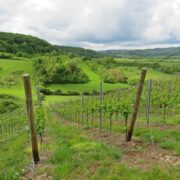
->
[0,94,20,113]
[103,68,127,83]
[34,55,89,84]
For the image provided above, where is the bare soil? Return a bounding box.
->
[82,126,180,170]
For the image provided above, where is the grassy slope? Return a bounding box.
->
[46,63,128,93]
[115,58,179,80]
[119,66,171,80]
[0,59,33,77]
[0,59,34,98]
[45,95,80,103]
[33,111,180,179]
[0,58,176,102]
[0,133,30,179]
[47,62,173,94]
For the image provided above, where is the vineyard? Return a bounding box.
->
[0,32,180,179]
[0,111,26,141]
[1,71,180,179]
[53,75,180,143]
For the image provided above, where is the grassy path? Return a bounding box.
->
[23,111,180,179]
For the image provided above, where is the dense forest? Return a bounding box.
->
[0,32,57,57]
[56,46,104,59]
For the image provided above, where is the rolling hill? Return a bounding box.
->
[0,32,104,59]
[100,47,180,58]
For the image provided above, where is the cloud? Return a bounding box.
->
[0,0,180,49]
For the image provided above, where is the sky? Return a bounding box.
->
[1,0,180,50]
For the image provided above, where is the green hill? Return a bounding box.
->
[0,32,104,59]
[56,45,105,59]
[0,32,58,57]
[100,47,180,58]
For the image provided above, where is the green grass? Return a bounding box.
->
[134,127,180,155]
[118,66,171,80]
[0,58,175,102]
[41,111,180,179]
[0,59,33,77]
[45,95,80,103]
[0,132,30,179]
[46,63,128,93]
[0,59,34,98]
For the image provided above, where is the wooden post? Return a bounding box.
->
[126,68,147,142]
[23,74,40,164]
[99,80,103,133]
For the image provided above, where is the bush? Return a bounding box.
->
[0,94,20,114]
[54,89,62,95]
[103,68,127,83]
[92,89,99,95]
[40,87,81,96]
[40,88,53,95]
[128,78,139,85]
[67,91,80,96]
[34,55,89,84]
[0,52,12,59]
[83,91,90,95]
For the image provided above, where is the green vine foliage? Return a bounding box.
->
[58,76,179,130]
[35,106,46,139]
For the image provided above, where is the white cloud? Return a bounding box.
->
[0,0,180,49]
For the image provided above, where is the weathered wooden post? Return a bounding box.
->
[126,68,147,142]
[23,74,40,164]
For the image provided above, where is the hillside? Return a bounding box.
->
[0,32,58,57]
[2,32,180,59]
[0,32,104,59]
[100,47,180,58]
[56,45,105,59]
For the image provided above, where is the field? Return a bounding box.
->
[0,56,180,179]
[0,59,34,98]
[46,63,128,94]
[0,57,175,99]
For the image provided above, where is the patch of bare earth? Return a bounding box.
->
[82,127,180,171]
[21,136,53,180]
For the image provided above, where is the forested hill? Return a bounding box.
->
[55,45,104,59]
[2,31,180,59]
[0,32,104,58]
[100,47,180,58]
[0,32,58,56]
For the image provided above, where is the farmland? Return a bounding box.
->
[0,32,180,179]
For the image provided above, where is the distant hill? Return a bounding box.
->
[100,47,180,58]
[0,32,105,59]
[55,45,105,59]
[3,31,180,59]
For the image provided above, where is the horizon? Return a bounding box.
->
[1,0,180,50]
[2,31,180,51]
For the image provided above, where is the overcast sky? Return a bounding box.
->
[1,0,180,50]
